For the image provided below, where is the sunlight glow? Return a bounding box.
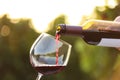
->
[0,0,117,33]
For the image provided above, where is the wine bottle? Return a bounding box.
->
[56,19,120,47]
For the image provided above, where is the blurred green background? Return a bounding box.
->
[1,0,120,80]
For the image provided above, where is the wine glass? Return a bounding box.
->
[30,33,72,80]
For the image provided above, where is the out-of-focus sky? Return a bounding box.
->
[0,0,116,32]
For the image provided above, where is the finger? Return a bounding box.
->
[114,16,120,22]
[114,16,120,50]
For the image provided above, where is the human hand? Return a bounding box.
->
[113,16,120,50]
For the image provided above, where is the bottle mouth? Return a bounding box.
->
[56,24,66,35]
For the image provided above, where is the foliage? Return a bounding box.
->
[75,39,119,80]
[0,14,39,80]
[94,0,120,20]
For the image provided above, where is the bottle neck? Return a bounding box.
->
[56,24,83,36]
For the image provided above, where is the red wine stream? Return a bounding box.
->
[55,34,60,65]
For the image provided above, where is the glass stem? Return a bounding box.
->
[36,73,43,80]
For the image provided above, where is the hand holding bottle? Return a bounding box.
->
[112,16,120,50]
[101,16,120,50]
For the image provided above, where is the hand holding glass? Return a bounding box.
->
[30,33,72,80]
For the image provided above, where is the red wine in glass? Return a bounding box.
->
[34,65,65,75]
